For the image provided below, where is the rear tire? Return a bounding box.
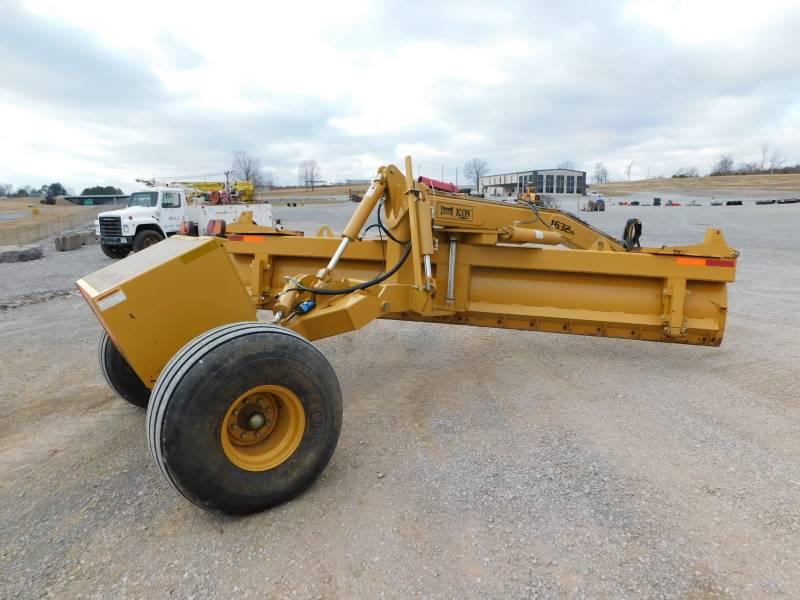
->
[146,322,342,515]
[132,229,164,252]
[99,331,150,408]
[101,244,129,259]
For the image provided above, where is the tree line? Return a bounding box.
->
[0,182,69,199]
[0,182,129,204]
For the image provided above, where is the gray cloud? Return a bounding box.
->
[1,0,798,190]
[0,3,168,112]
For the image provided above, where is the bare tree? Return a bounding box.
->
[557,160,575,170]
[463,158,489,191]
[232,151,265,187]
[736,161,760,174]
[593,162,608,184]
[769,149,785,173]
[761,143,770,170]
[625,161,634,182]
[673,166,699,178]
[298,160,321,191]
[710,154,734,176]
[0,183,13,197]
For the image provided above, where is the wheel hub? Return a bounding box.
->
[220,385,305,471]
[227,392,278,447]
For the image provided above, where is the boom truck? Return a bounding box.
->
[94,179,273,259]
[77,157,738,515]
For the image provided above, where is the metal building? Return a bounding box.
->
[479,168,586,199]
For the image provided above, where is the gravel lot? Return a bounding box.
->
[1,201,799,598]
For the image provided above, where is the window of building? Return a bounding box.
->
[555,175,564,193]
[566,176,575,194]
[536,174,544,193]
[545,175,554,193]
[576,175,585,194]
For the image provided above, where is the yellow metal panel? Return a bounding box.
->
[77,236,255,386]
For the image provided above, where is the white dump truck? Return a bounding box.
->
[95,187,280,259]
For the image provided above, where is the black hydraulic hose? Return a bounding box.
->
[376,199,410,244]
[286,242,412,296]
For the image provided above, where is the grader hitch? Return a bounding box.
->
[77,157,737,515]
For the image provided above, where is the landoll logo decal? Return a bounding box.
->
[438,204,473,221]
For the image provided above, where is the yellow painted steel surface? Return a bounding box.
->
[77,156,738,388]
[224,232,732,346]
[77,236,255,387]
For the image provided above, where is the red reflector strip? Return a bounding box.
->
[676,257,736,267]
[227,234,243,241]
[705,259,736,268]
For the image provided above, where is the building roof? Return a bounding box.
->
[481,168,585,178]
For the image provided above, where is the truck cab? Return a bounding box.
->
[95,186,278,259]
[95,188,185,258]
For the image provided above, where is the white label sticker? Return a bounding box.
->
[535,230,544,239]
[97,289,127,311]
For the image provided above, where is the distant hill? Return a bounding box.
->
[592,173,800,196]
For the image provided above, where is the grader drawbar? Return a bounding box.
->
[77,157,737,515]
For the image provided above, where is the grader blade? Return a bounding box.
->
[77,155,738,515]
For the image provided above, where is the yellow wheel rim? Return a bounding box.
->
[220,385,306,472]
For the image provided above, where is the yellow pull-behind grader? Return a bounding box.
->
[77,157,737,515]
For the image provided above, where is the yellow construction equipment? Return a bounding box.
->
[77,156,738,515]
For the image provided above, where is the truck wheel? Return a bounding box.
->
[146,322,342,515]
[101,244,130,259]
[99,331,150,408]
[132,230,164,251]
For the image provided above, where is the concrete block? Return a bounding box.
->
[54,233,82,251]
[0,244,44,263]
[80,232,99,245]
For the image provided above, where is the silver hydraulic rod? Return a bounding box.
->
[446,238,457,302]
[423,255,432,291]
[316,173,386,283]
[314,236,351,282]
[327,237,351,273]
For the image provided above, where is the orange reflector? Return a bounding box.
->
[677,257,735,267]
[226,234,265,243]
[676,257,706,266]
[178,221,190,235]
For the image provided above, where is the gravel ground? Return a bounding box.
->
[1,202,799,598]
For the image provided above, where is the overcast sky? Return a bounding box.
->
[1,0,799,192]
